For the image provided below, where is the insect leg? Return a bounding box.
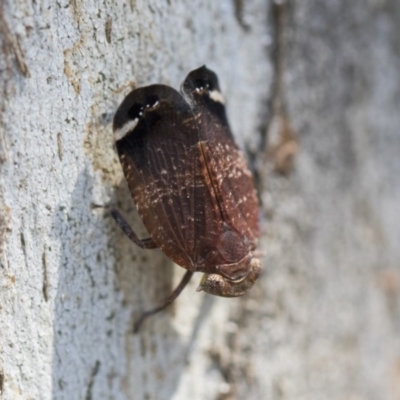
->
[109,208,158,249]
[133,270,194,332]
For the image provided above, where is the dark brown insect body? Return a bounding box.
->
[112,66,261,330]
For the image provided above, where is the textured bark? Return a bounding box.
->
[0,1,399,400]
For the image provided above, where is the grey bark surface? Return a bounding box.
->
[1,1,400,400]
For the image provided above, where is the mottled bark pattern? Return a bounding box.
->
[113,66,260,296]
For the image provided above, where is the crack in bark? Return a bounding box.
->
[260,1,298,177]
[85,361,100,400]
[0,4,30,78]
[42,251,49,302]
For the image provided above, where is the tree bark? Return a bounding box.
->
[1,1,399,399]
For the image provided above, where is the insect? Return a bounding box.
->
[112,66,261,331]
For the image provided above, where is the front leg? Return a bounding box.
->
[133,270,194,332]
[110,208,157,249]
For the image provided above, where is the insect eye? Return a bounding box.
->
[195,79,213,92]
[146,95,159,107]
[127,103,143,120]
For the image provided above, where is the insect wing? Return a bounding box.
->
[113,85,202,269]
[181,67,260,247]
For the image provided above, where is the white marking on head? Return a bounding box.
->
[209,90,225,104]
[114,118,138,141]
